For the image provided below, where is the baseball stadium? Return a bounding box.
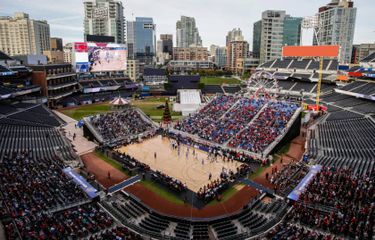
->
[0,41,374,240]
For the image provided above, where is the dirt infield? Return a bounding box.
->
[125,183,259,218]
[81,153,128,189]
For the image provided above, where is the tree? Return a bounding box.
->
[162,99,172,123]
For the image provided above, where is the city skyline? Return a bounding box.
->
[1,0,374,47]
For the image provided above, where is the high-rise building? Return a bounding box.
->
[173,46,208,61]
[63,43,73,64]
[352,43,375,64]
[226,40,249,72]
[314,0,357,64]
[0,12,50,56]
[127,17,156,65]
[50,38,63,51]
[160,34,173,56]
[255,10,302,64]
[252,21,262,58]
[176,16,202,48]
[226,28,243,45]
[215,47,227,68]
[283,16,302,47]
[83,0,125,44]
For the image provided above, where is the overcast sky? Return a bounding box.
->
[1,0,374,47]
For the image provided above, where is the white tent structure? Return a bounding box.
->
[110,96,130,110]
[173,89,202,116]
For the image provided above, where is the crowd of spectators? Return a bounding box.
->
[13,203,114,239]
[204,98,266,144]
[90,109,155,144]
[197,164,251,202]
[152,171,187,192]
[89,225,142,240]
[0,151,86,218]
[113,151,150,172]
[288,167,374,239]
[266,222,338,240]
[175,95,239,139]
[175,95,298,155]
[228,101,298,153]
[269,162,309,196]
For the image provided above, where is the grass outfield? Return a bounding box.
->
[200,77,241,85]
[131,97,182,122]
[59,103,112,120]
[58,96,182,122]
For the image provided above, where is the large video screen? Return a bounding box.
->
[73,42,127,73]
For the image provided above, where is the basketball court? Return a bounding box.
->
[116,135,241,192]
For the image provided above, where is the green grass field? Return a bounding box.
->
[200,77,241,85]
[60,103,112,120]
[131,97,181,122]
[59,96,182,122]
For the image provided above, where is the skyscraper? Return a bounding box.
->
[283,16,302,47]
[226,40,249,72]
[127,17,156,65]
[314,0,357,64]
[255,10,302,64]
[160,34,173,56]
[226,28,243,45]
[215,47,227,68]
[252,21,262,59]
[0,12,50,56]
[176,16,202,48]
[83,0,125,44]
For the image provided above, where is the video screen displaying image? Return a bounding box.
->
[73,42,127,73]
[88,44,127,72]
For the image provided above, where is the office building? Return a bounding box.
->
[226,28,244,45]
[0,12,50,56]
[227,40,249,72]
[160,34,173,56]
[176,16,202,48]
[127,59,143,81]
[253,21,262,58]
[173,46,208,61]
[314,0,357,64]
[50,38,63,51]
[215,47,227,68]
[168,60,216,72]
[127,17,156,65]
[83,0,125,44]
[255,10,302,64]
[283,16,302,47]
[63,43,73,64]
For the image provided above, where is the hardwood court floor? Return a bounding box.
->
[116,135,241,192]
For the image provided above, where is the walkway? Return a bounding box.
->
[54,110,97,156]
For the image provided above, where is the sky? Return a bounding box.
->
[0,0,374,47]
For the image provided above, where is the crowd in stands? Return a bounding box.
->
[89,225,142,240]
[152,171,187,192]
[90,109,155,144]
[203,98,266,144]
[13,203,114,239]
[269,162,309,196]
[175,95,239,139]
[266,222,337,240]
[0,151,86,218]
[228,101,298,153]
[197,164,251,202]
[288,167,374,239]
[175,95,299,154]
